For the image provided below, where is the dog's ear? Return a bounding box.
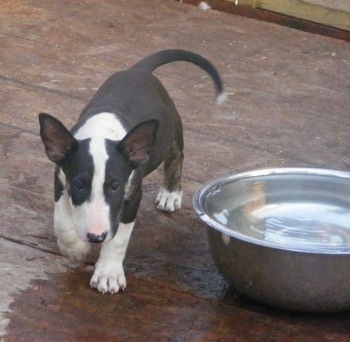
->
[38,113,78,164]
[118,119,159,168]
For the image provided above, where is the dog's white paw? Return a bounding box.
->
[156,187,183,212]
[90,260,126,294]
[57,238,90,263]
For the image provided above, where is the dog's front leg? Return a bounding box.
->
[54,170,90,262]
[90,181,142,294]
[90,221,135,294]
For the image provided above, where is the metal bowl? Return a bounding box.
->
[193,168,350,312]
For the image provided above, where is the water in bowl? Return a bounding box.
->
[204,174,350,253]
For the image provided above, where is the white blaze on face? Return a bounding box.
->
[71,113,127,241]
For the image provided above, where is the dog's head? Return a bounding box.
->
[38,113,158,243]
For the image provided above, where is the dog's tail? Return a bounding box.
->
[132,49,226,105]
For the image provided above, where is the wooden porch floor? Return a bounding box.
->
[1,0,350,340]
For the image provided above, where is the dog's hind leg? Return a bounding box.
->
[156,140,184,212]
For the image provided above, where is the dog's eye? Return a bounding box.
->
[72,176,86,192]
[73,180,85,192]
[110,182,120,192]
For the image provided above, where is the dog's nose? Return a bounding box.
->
[87,231,107,243]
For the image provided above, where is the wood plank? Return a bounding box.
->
[227,0,350,31]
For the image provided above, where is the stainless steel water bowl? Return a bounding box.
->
[193,168,350,312]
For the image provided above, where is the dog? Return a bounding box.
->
[39,49,225,294]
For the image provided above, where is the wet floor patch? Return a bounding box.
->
[4,268,350,341]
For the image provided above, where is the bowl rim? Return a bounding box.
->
[192,167,350,255]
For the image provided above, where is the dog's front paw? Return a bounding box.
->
[57,238,90,263]
[156,187,183,212]
[90,260,126,294]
